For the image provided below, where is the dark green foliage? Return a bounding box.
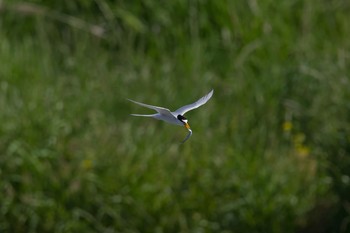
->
[1,0,350,232]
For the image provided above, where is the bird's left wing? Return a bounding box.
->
[127,99,174,116]
[174,89,214,115]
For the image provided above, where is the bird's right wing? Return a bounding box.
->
[174,89,214,115]
[127,99,174,116]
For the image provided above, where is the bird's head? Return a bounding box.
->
[177,115,190,129]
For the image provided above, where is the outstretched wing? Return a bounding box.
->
[127,99,174,116]
[174,89,214,115]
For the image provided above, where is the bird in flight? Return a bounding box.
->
[128,89,214,143]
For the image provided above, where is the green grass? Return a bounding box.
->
[1,0,350,232]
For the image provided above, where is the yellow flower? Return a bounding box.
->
[81,159,93,170]
[296,145,310,158]
[283,121,293,132]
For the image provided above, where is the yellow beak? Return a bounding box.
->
[184,122,191,129]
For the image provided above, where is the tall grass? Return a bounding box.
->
[1,0,350,232]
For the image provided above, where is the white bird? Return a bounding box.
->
[128,89,214,143]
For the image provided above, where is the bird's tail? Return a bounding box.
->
[130,113,156,117]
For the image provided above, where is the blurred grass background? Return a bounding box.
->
[1,0,350,232]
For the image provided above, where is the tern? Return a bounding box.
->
[128,89,214,143]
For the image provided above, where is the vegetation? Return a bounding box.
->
[1,0,350,232]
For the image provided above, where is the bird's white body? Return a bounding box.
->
[154,113,183,126]
[128,89,213,142]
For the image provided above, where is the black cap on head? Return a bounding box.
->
[177,115,187,121]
